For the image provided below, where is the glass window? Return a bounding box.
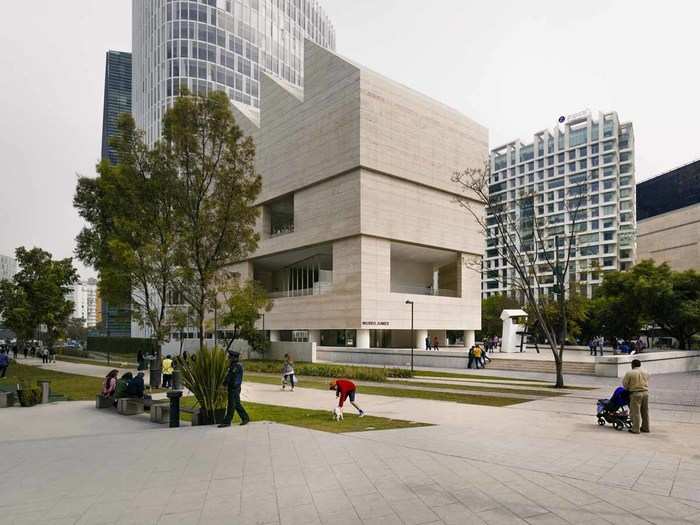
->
[579,159,587,169]
[603,179,616,190]
[602,205,616,215]
[558,153,565,163]
[603,219,615,229]
[590,220,599,230]
[590,195,599,205]
[569,127,588,147]
[591,143,599,154]
[603,153,615,164]
[568,151,577,160]
[578,147,587,157]
[603,231,615,241]
[619,176,631,187]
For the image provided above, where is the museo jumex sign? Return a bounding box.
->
[362,321,390,327]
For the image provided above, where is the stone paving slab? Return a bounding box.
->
[2,410,700,525]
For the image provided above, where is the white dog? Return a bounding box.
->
[333,406,344,421]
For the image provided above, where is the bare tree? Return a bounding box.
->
[453,161,587,387]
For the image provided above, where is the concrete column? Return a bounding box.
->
[356,329,370,349]
[464,330,476,349]
[269,330,280,342]
[308,330,321,344]
[415,329,428,350]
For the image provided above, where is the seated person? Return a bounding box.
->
[125,372,146,399]
[114,372,133,401]
[101,369,119,398]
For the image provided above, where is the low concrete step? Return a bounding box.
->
[486,358,595,375]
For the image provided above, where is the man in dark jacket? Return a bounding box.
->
[126,372,145,398]
[219,351,249,428]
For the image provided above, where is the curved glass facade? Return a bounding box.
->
[133,0,336,144]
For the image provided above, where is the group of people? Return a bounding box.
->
[101,369,146,405]
[424,336,441,351]
[467,344,490,369]
[589,337,646,356]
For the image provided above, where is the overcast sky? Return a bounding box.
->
[1,1,698,279]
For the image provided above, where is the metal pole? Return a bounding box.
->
[411,302,414,373]
[214,304,217,348]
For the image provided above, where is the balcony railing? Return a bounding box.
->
[391,284,459,298]
[268,282,333,299]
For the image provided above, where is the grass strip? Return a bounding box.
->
[389,380,565,397]
[0,361,103,401]
[412,370,547,383]
[179,397,429,433]
[245,373,527,407]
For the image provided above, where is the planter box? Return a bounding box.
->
[191,407,226,426]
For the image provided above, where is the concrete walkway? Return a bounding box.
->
[2,400,700,524]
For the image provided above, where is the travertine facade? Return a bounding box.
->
[231,41,487,348]
[636,203,700,271]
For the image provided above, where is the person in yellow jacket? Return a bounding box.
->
[472,345,482,369]
[161,355,174,389]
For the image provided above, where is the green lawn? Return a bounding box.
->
[246,373,528,407]
[411,370,594,390]
[180,397,430,433]
[389,379,566,397]
[0,361,103,401]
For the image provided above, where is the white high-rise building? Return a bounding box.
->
[132,0,336,145]
[0,255,16,282]
[67,279,99,328]
[485,111,636,299]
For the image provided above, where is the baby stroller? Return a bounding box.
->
[596,387,632,431]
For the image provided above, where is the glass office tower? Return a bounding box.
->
[485,111,636,299]
[132,0,336,144]
[101,51,133,164]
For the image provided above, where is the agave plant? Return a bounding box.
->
[179,346,228,423]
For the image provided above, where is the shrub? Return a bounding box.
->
[86,336,158,356]
[180,346,228,424]
[242,360,411,381]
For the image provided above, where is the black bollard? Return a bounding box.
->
[167,390,183,428]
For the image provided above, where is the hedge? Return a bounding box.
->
[86,336,158,356]
[243,360,412,382]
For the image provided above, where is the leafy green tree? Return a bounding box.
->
[526,292,591,344]
[217,277,272,352]
[593,260,700,349]
[0,247,78,350]
[165,90,262,351]
[480,294,520,338]
[74,114,179,359]
[63,317,88,343]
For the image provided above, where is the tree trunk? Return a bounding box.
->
[554,357,564,388]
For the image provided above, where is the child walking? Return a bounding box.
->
[281,353,295,391]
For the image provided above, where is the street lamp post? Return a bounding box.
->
[405,300,414,374]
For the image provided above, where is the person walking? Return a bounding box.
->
[467,346,476,369]
[623,359,650,434]
[22,344,28,359]
[432,336,440,351]
[479,344,491,366]
[41,347,49,364]
[425,336,431,351]
[161,355,174,388]
[329,379,365,417]
[472,345,482,369]
[218,351,249,428]
[137,349,145,371]
[0,350,9,378]
[281,353,295,391]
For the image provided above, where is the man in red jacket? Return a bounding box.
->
[330,379,365,417]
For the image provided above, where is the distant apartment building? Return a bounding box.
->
[0,255,17,282]
[485,110,636,299]
[67,279,98,328]
[636,159,700,271]
[101,50,132,164]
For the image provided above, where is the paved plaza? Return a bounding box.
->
[1,362,700,524]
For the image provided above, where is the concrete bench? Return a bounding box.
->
[117,398,145,415]
[0,391,16,408]
[95,394,113,409]
[150,403,170,424]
